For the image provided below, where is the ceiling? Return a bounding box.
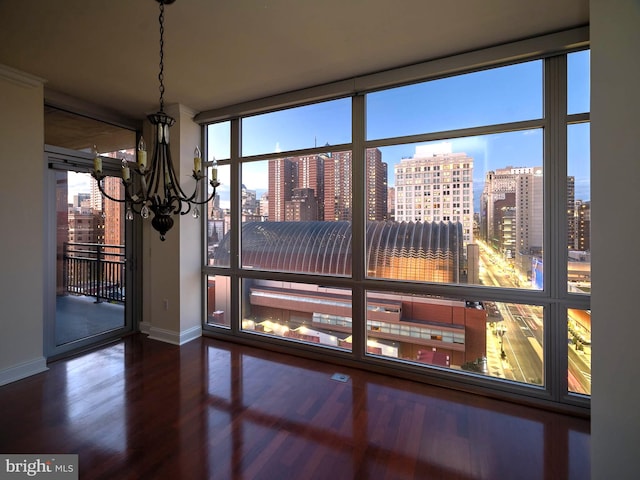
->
[0,0,588,127]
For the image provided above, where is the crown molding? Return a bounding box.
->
[0,63,46,88]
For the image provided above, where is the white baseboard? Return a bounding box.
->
[0,357,48,386]
[147,324,202,346]
[139,321,152,335]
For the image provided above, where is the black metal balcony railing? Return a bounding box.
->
[63,242,125,304]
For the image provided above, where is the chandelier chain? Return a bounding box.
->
[92,0,218,241]
[158,1,166,112]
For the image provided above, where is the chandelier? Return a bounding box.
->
[92,0,219,241]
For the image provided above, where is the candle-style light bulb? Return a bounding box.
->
[93,145,102,174]
[121,159,131,182]
[193,146,202,175]
[137,136,147,171]
[211,156,218,183]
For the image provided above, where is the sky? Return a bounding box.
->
[70,51,590,209]
[208,50,590,209]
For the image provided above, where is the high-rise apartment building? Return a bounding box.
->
[68,209,101,244]
[89,176,124,246]
[90,180,103,212]
[268,149,387,222]
[481,166,546,257]
[73,192,91,209]
[387,186,396,221]
[567,176,576,249]
[268,155,323,221]
[285,188,319,221]
[575,200,590,251]
[515,168,544,255]
[366,149,387,221]
[394,143,474,243]
[101,176,124,247]
[481,166,535,245]
[323,152,350,221]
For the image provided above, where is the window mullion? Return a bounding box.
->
[544,54,569,401]
[352,94,366,361]
[230,117,242,334]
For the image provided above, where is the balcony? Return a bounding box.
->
[63,242,125,303]
[56,242,125,345]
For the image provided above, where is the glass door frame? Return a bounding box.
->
[44,145,141,360]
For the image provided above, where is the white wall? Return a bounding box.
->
[176,105,204,340]
[591,0,640,478]
[0,65,47,384]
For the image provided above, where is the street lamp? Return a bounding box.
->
[497,324,507,359]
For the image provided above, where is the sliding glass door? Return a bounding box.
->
[45,146,136,358]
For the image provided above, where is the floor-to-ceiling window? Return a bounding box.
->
[201,30,590,411]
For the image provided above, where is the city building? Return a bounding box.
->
[567,175,576,248]
[259,192,269,220]
[365,148,388,221]
[285,187,319,221]
[72,192,90,209]
[67,208,101,244]
[387,186,396,221]
[481,166,537,247]
[515,167,544,255]
[268,155,324,221]
[268,149,387,222]
[575,199,591,251]
[243,279,486,367]
[100,176,125,247]
[481,166,578,280]
[394,143,474,244]
[241,184,257,215]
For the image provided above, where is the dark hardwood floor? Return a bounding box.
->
[0,334,590,479]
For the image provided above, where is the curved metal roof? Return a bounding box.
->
[214,221,463,278]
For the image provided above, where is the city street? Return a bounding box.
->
[477,241,591,392]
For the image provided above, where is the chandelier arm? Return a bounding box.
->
[175,182,199,203]
[166,157,191,201]
[177,199,193,216]
[166,193,182,212]
[164,147,199,204]
[92,175,132,204]
[147,149,162,202]
[190,183,220,205]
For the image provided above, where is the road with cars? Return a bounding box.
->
[476,241,591,393]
